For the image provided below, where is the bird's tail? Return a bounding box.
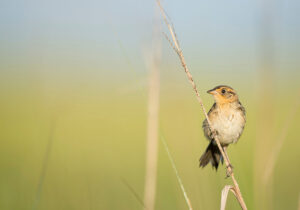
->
[199,141,223,170]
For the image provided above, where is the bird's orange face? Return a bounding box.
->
[207,85,238,104]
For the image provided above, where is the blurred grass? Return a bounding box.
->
[0,76,299,210]
[0,0,299,209]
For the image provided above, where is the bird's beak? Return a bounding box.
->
[207,89,217,95]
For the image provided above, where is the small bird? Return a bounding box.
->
[199,85,246,170]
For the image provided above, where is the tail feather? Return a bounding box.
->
[199,141,223,170]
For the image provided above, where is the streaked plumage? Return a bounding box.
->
[199,85,246,170]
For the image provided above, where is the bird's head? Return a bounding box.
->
[207,85,239,104]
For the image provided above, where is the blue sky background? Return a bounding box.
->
[0,0,299,88]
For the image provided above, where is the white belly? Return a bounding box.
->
[211,110,244,145]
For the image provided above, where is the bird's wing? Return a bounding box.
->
[202,103,217,141]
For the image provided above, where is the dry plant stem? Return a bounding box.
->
[143,13,161,210]
[157,1,247,209]
[110,11,192,209]
[161,135,193,210]
[143,58,159,210]
[221,185,238,210]
[223,146,232,174]
[223,146,230,165]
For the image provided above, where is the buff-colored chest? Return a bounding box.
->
[209,104,245,145]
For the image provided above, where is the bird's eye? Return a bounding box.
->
[221,89,226,94]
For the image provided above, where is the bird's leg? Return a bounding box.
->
[223,146,234,178]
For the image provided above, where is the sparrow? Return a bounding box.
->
[199,85,246,170]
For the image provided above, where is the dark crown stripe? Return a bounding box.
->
[212,85,233,91]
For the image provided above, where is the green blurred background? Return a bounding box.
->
[0,0,300,209]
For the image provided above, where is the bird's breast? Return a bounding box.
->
[210,108,245,145]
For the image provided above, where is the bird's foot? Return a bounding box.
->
[225,164,234,178]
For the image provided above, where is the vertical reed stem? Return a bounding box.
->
[156,1,247,209]
[143,11,161,210]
